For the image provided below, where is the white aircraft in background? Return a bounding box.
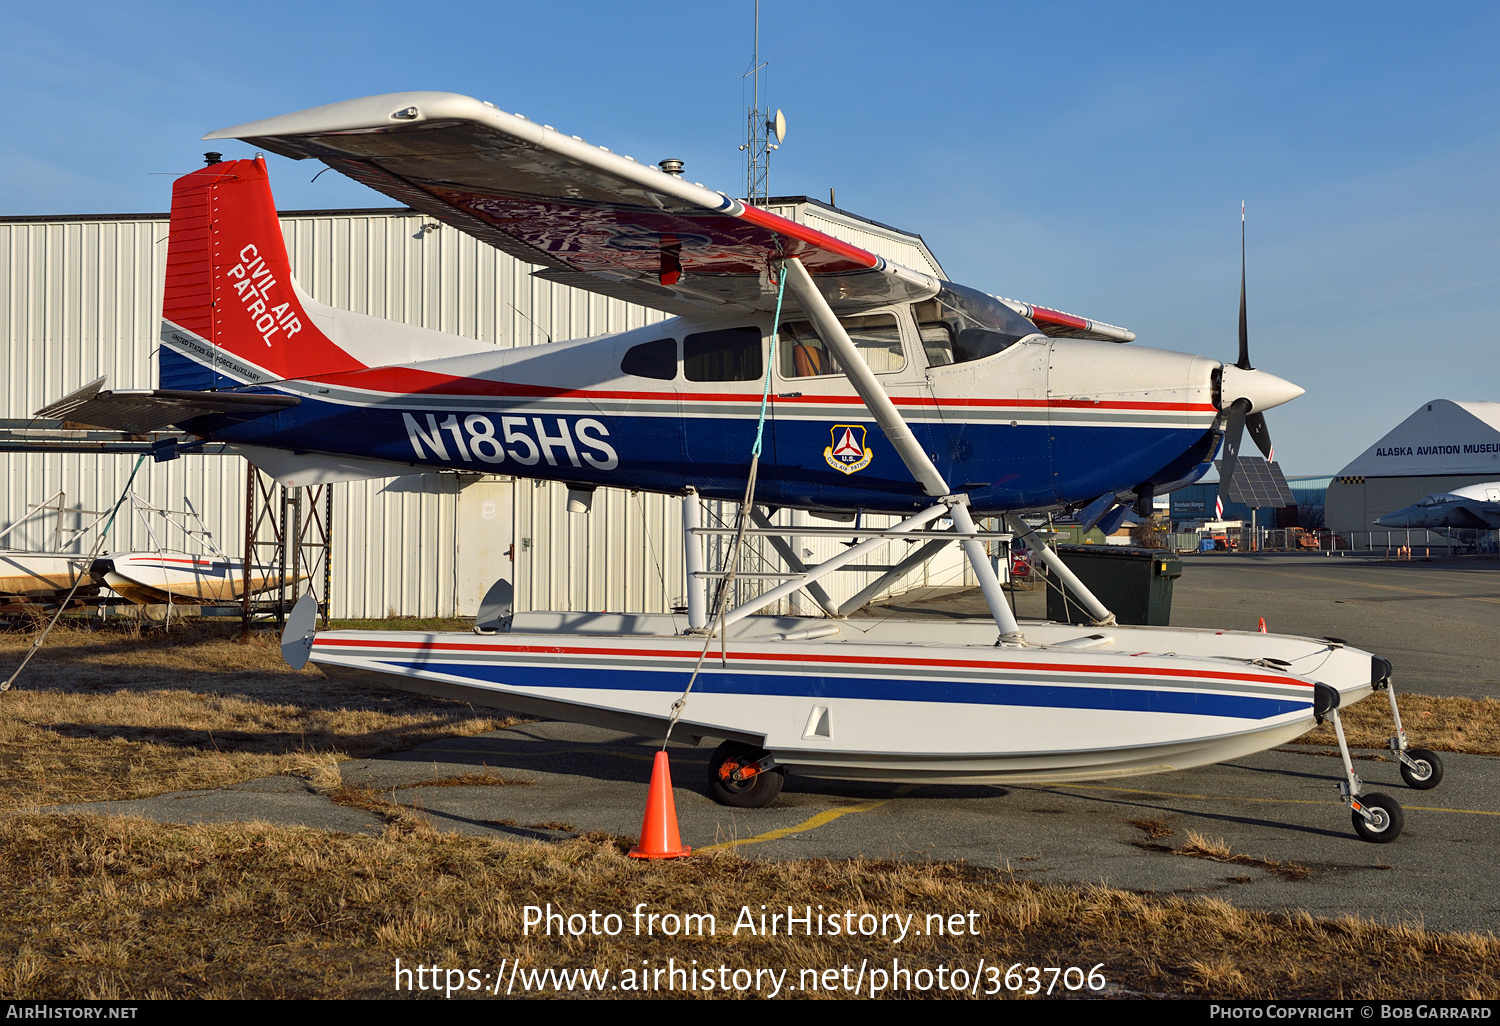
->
[1376,482,1500,530]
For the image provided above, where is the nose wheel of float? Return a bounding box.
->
[1373,667,1447,793]
[1398,748,1444,790]
[1320,665,1449,843]
[708,740,784,808]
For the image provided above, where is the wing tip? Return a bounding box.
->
[204,91,488,143]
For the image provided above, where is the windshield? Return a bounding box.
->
[914,281,1039,367]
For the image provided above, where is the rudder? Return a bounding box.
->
[160,157,363,387]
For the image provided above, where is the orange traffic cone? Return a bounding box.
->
[629,751,691,859]
[1257,617,1267,633]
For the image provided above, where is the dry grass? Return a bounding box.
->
[1297,694,1500,755]
[2,621,1497,1000]
[1128,821,1313,882]
[0,619,514,809]
[0,813,1494,1000]
[1171,831,1313,882]
[1125,817,1175,841]
[395,772,534,789]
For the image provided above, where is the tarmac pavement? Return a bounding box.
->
[37,551,1500,936]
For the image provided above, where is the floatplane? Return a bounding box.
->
[0,491,294,613]
[39,92,1445,840]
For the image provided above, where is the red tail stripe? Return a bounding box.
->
[164,158,365,380]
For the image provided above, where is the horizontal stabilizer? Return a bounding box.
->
[36,377,299,434]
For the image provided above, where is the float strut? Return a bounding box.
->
[781,257,1024,645]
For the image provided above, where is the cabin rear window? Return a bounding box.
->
[621,337,677,380]
[684,326,763,382]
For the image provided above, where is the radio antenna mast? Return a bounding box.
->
[741,0,784,203]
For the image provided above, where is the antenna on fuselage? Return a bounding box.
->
[739,0,785,203]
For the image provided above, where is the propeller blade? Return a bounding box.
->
[1217,397,1251,502]
[1237,202,1252,370]
[1245,410,1274,461]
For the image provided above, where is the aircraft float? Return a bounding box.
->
[39,92,1446,840]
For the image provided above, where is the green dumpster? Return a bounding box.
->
[1043,545,1183,626]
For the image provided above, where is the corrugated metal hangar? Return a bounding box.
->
[1326,400,1500,537]
[1,196,969,619]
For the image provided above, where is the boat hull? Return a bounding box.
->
[95,554,302,605]
[0,553,90,597]
[0,553,101,611]
[307,614,1380,785]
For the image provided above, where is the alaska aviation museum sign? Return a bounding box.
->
[1336,400,1500,479]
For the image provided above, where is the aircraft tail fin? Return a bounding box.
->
[160,157,364,387]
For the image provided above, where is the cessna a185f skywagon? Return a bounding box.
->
[41,92,1445,841]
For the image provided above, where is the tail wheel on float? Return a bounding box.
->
[1399,748,1444,790]
[1351,792,1404,843]
[708,740,784,808]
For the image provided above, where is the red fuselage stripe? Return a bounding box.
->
[294,368,1215,414]
[120,558,224,567]
[313,637,1305,688]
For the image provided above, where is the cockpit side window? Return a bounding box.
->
[621,337,677,380]
[778,312,905,378]
[913,281,1039,367]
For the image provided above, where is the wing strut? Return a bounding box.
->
[1004,516,1116,627]
[780,258,1026,646]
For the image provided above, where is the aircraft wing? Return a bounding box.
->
[995,296,1135,343]
[1453,504,1500,530]
[36,377,299,434]
[205,92,941,316]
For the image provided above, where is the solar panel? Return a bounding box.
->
[1215,456,1296,508]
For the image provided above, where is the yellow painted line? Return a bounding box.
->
[1035,782,1500,816]
[699,784,922,852]
[1231,566,1500,604]
[699,799,889,852]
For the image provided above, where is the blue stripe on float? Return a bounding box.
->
[376,660,1309,720]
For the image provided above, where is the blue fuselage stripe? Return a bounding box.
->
[197,393,1210,513]
[379,660,1309,720]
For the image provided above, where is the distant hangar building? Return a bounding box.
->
[1325,400,1500,538]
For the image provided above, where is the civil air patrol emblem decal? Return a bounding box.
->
[824,424,873,475]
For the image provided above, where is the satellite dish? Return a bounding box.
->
[772,109,786,144]
[280,593,319,670]
[474,578,514,635]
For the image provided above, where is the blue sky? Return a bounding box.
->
[5,1,1498,476]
